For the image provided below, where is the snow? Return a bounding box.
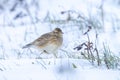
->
[0,59,120,80]
[0,0,120,80]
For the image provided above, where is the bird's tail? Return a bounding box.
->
[22,43,32,49]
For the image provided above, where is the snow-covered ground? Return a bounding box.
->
[0,0,120,80]
[0,59,120,80]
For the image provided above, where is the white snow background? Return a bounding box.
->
[0,0,120,80]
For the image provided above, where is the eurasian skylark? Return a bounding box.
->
[22,28,63,57]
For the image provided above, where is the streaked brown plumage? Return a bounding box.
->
[22,28,63,57]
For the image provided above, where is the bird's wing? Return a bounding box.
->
[32,32,52,47]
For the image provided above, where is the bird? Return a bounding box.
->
[22,28,63,58]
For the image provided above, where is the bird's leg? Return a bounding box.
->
[36,51,45,59]
[53,51,58,65]
[43,50,49,54]
[53,53,57,58]
[39,50,48,55]
[53,50,58,58]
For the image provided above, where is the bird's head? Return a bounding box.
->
[53,28,63,37]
